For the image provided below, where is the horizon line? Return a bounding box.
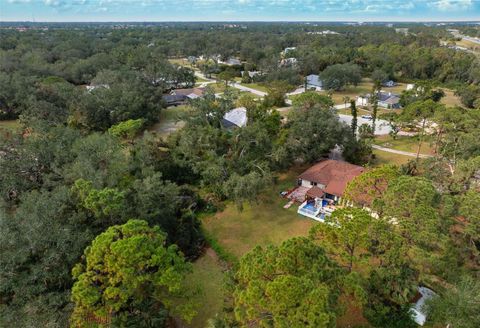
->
[1,19,479,23]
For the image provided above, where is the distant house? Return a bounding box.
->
[162,94,186,107]
[382,80,397,87]
[279,57,298,67]
[406,83,415,91]
[163,87,206,106]
[224,58,242,66]
[395,27,409,35]
[356,91,401,109]
[307,30,340,35]
[222,107,247,129]
[241,70,262,79]
[288,160,365,221]
[283,47,296,55]
[170,87,205,100]
[305,74,323,90]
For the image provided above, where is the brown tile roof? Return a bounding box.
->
[299,160,365,197]
[306,186,325,198]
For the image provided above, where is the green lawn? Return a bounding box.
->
[372,149,413,167]
[239,82,269,93]
[148,105,189,137]
[202,167,316,258]
[330,78,374,104]
[441,88,462,107]
[196,76,209,83]
[0,120,20,138]
[374,134,435,155]
[186,251,225,328]
[337,107,371,116]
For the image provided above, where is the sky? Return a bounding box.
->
[1,0,480,22]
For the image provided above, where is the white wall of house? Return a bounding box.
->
[300,179,325,189]
[356,96,368,107]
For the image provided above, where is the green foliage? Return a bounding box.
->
[379,176,440,245]
[263,80,291,107]
[72,179,126,220]
[285,105,356,163]
[71,219,197,327]
[0,187,92,328]
[291,91,333,109]
[233,237,342,327]
[456,84,480,108]
[310,208,376,272]
[425,275,480,328]
[321,63,362,91]
[371,69,389,85]
[344,165,400,207]
[108,118,145,141]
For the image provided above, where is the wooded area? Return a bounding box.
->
[0,22,479,328]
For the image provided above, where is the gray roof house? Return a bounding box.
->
[222,107,248,129]
[357,91,401,109]
[306,74,323,90]
[225,58,242,66]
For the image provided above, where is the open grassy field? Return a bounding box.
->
[186,250,226,328]
[337,107,371,116]
[0,120,20,138]
[440,88,462,107]
[239,82,269,93]
[202,167,316,258]
[329,78,374,104]
[148,105,189,137]
[372,148,413,167]
[456,39,480,52]
[168,58,190,66]
[374,134,435,155]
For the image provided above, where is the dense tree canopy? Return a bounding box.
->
[233,238,343,328]
[71,219,196,327]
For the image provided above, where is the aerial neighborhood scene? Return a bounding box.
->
[1,0,480,327]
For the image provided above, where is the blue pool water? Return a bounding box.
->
[303,203,317,211]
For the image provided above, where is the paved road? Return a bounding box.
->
[230,82,267,96]
[372,145,432,159]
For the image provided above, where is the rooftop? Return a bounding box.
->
[299,160,364,197]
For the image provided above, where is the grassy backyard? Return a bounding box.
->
[186,251,226,328]
[374,134,435,155]
[372,149,413,166]
[329,78,374,104]
[440,88,462,107]
[148,105,190,137]
[239,82,269,93]
[202,167,316,258]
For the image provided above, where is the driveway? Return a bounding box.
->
[372,145,432,159]
[338,114,392,136]
[230,82,267,96]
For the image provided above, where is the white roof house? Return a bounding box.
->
[222,107,247,128]
[306,74,323,90]
[410,286,436,326]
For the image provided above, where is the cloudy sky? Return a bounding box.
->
[1,0,479,22]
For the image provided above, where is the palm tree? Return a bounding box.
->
[342,96,351,109]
